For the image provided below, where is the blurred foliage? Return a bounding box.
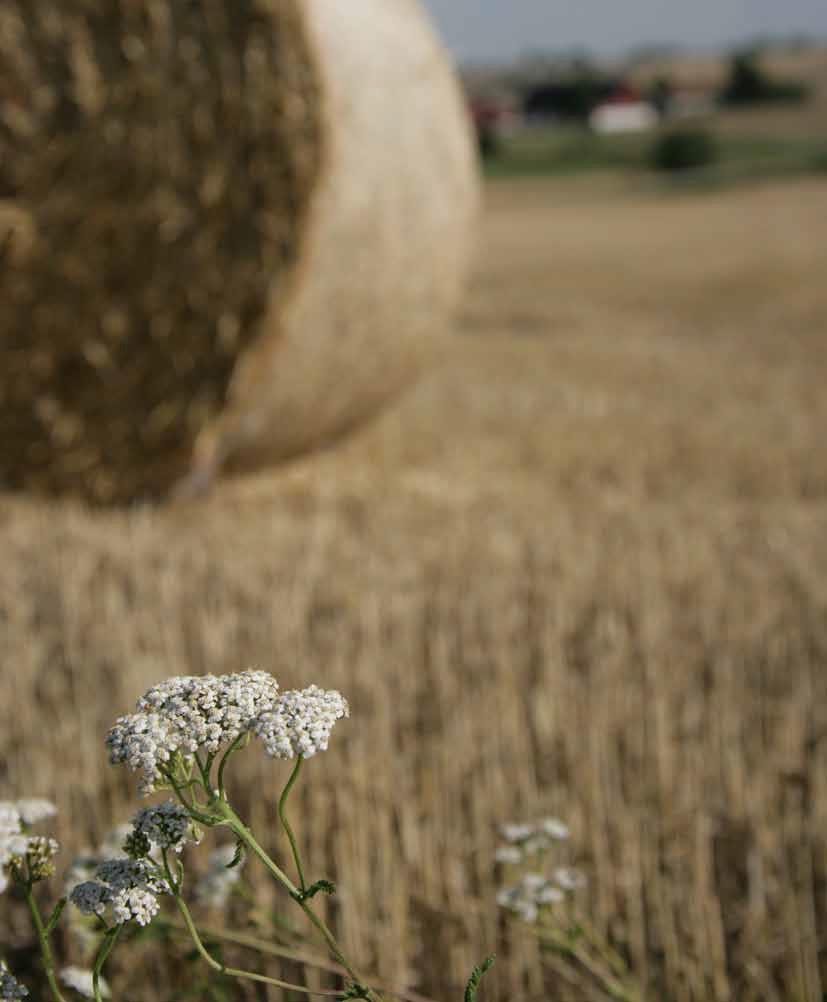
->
[721,50,810,106]
[652,129,718,172]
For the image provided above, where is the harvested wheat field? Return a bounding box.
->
[2,175,827,1001]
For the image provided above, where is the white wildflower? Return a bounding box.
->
[500,822,534,843]
[515,900,539,923]
[105,712,178,794]
[111,885,160,926]
[132,801,192,852]
[60,967,109,999]
[255,686,349,760]
[15,799,58,826]
[69,881,112,917]
[553,866,586,891]
[537,884,565,904]
[497,872,568,919]
[540,817,570,840]
[494,846,523,864]
[107,671,280,791]
[136,671,280,754]
[0,968,28,1000]
[523,872,547,892]
[195,843,245,908]
[70,858,167,926]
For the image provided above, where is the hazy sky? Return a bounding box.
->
[420,0,827,63]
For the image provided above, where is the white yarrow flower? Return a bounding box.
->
[537,884,565,904]
[494,846,523,864]
[60,967,109,999]
[553,866,586,891]
[500,822,534,843]
[111,885,160,926]
[107,671,280,791]
[255,686,349,760]
[15,799,58,826]
[540,817,570,840]
[69,858,167,926]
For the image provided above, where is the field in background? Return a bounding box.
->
[2,174,827,1001]
[486,45,827,181]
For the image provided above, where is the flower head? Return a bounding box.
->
[60,967,109,999]
[15,799,58,826]
[553,866,586,891]
[107,671,280,792]
[254,686,349,760]
[494,846,523,864]
[69,858,168,927]
[21,835,60,881]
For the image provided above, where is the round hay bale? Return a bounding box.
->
[0,0,478,505]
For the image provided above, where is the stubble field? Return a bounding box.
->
[2,174,827,1001]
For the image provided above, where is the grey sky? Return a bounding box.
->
[420,0,827,63]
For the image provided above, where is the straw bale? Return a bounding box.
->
[0,0,478,504]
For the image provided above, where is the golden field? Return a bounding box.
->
[2,173,827,1000]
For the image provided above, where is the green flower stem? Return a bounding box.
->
[45,897,68,936]
[217,733,247,798]
[22,882,68,1002]
[214,800,384,1002]
[160,918,441,1002]
[162,767,222,827]
[279,756,307,892]
[172,892,341,998]
[93,924,122,1002]
[532,924,638,1002]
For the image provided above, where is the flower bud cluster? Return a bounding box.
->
[194,843,246,909]
[132,800,194,852]
[0,968,28,1000]
[254,685,349,760]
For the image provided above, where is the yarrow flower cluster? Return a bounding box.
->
[497,872,570,924]
[69,858,169,927]
[0,968,28,1000]
[495,816,585,924]
[106,671,281,792]
[60,967,109,1000]
[0,800,59,892]
[194,843,246,909]
[14,799,58,826]
[495,817,570,863]
[254,685,349,760]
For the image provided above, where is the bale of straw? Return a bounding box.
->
[0,0,478,505]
